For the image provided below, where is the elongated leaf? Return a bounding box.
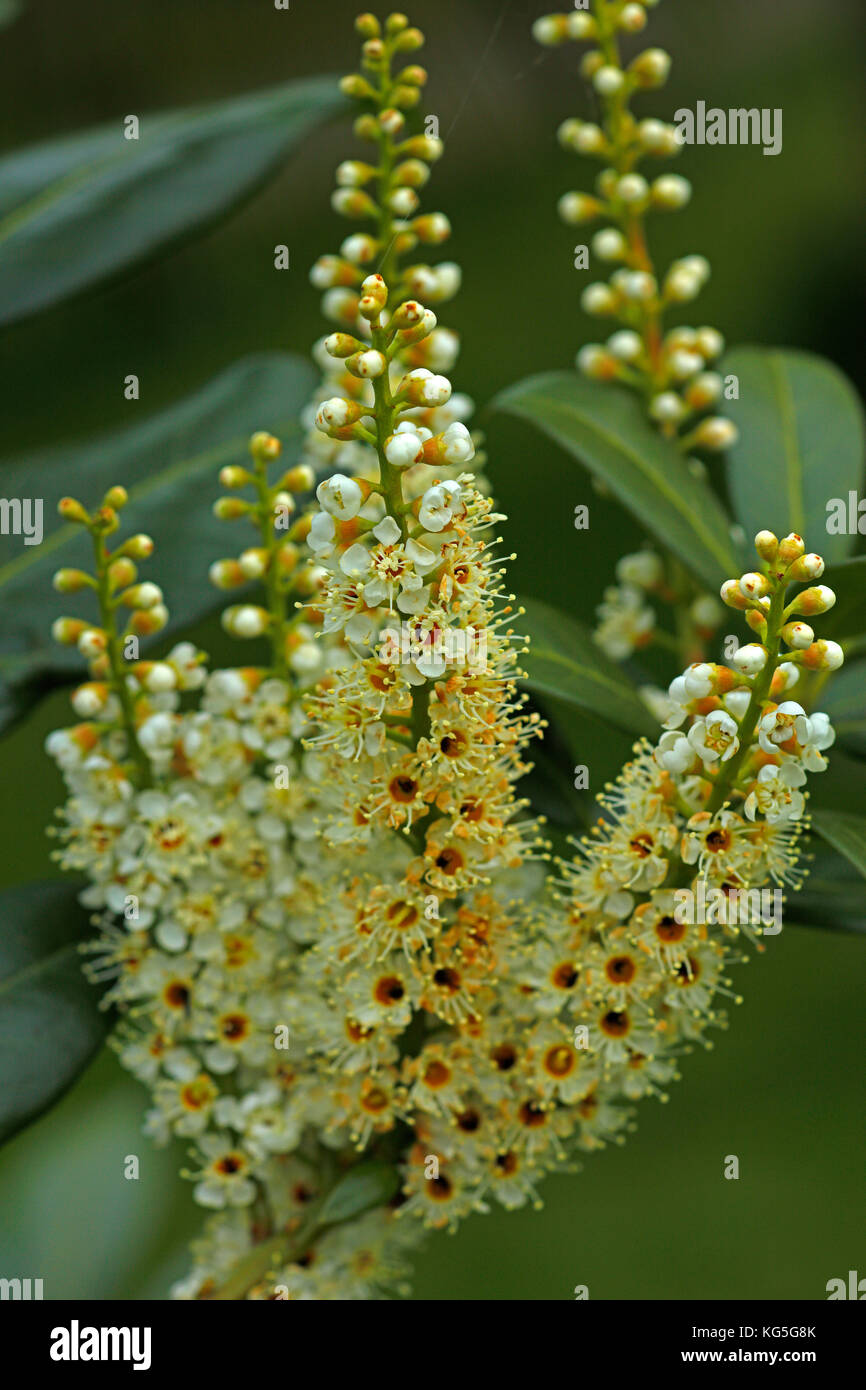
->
[820,660,866,759]
[811,809,866,881]
[0,352,316,730]
[493,372,739,592]
[0,880,109,1146]
[821,555,866,642]
[317,1162,401,1227]
[0,76,345,325]
[786,839,866,934]
[724,348,865,565]
[518,596,657,738]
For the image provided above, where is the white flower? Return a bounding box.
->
[758,701,810,755]
[308,510,336,557]
[687,710,740,764]
[438,422,474,463]
[682,663,715,698]
[373,516,402,546]
[798,711,835,772]
[418,481,461,532]
[316,474,363,520]
[339,542,372,579]
[654,730,693,774]
[385,430,424,467]
[744,763,806,824]
[615,550,662,589]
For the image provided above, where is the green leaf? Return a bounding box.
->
[820,555,866,642]
[820,660,866,760]
[492,372,739,592]
[518,596,658,738]
[0,76,345,326]
[810,809,866,881]
[0,880,109,1146]
[786,840,866,934]
[723,347,866,565]
[0,352,317,733]
[317,1162,401,1227]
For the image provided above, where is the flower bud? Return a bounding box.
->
[799,639,844,671]
[777,533,805,565]
[71,682,110,716]
[786,552,824,582]
[57,497,90,525]
[412,213,451,244]
[355,13,380,38]
[121,582,163,610]
[689,417,739,452]
[221,605,270,640]
[782,621,815,650]
[78,627,108,659]
[219,465,253,489]
[250,432,281,462]
[787,585,836,616]
[630,48,671,88]
[346,349,388,378]
[213,497,250,521]
[739,572,768,601]
[558,192,602,225]
[720,579,751,611]
[581,283,617,316]
[532,15,570,46]
[731,643,767,676]
[593,65,625,96]
[754,530,779,562]
[282,465,316,494]
[619,3,647,32]
[209,560,247,590]
[651,174,691,209]
[115,534,155,560]
[52,617,90,646]
[52,569,92,593]
[129,604,168,637]
[102,485,128,510]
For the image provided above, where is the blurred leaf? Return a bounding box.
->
[724,348,866,565]
[317,1162,400,1227]
[787,839,865,934]
[492,372,739,591]
[0,75,345,326]
[0,0,22,29]
[0,880,109,1146]
[0,352,316,734]
[820,660,866,760]
[518,596,657,738]
[810,809,866,881]
[820,556,866,642]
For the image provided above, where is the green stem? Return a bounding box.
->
[706,586,785,813]
[92,530,152,787]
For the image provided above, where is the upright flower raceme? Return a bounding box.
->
[534,0,734,664]
[297,10,481,505]
[545,531,841,1124]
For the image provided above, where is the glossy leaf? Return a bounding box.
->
[317,1162,401,1227]
[820,661,866,760]
[820,555,866,642]
[810,809,866,882]
[0,352,317,732]
[0,76,345,325]
[492,372,739,591]
[724,347,866,565]
[0,880,109,1146]
[518,596,658,738]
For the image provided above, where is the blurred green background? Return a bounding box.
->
[1,0,864,1299]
